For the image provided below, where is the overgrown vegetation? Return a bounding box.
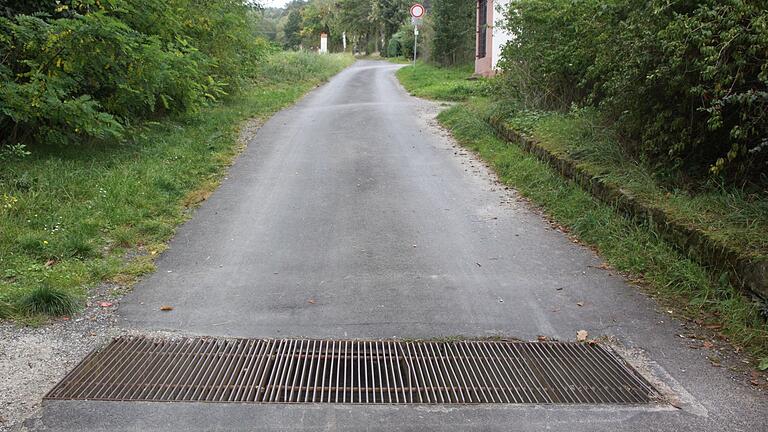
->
[0,1,355,321]
[0,51,354,321]
[0,0,272,150]
[396,63,768,363]
[498,0,768,185]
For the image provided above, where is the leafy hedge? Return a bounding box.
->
[499,0,768,183]
[0,0,271,148]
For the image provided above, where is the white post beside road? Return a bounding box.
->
[320,33,328,54]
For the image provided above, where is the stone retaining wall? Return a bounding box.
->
[487,115,768,300]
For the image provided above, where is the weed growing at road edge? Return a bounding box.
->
[17,283,81,317]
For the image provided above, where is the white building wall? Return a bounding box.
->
[491,0,512,71]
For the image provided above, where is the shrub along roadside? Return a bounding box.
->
[0,52,354,323]
[0,0,271,148]
[395,66,768,364]
[499,0,768,184]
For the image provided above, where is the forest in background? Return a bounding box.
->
[255,0,475,65]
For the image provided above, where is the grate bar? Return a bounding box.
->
[45,337,658,405]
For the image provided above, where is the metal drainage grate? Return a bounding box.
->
[45,337,657,404]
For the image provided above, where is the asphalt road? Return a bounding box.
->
[32,61,767,431]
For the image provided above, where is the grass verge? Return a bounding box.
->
[395,62,490,101]
[396,65,768,364]
[0,52,354,322]
[504,108,768,261]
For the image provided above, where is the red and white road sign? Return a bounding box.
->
[410,3,425,19]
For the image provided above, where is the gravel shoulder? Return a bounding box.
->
[0,297,120,431]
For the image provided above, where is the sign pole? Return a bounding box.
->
[409,3,424,68]
[413,25,418,68]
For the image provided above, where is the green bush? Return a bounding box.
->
[499,0,768,184]
[387,36,402,58]
[0,0,270,149]
[391,23,415,60]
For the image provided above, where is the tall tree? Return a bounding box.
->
[335,0,375,52]
[375,0,409,57]
[283,8,303,49]
[431,0,475,65]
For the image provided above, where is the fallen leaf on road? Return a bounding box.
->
[702,341,714,349]
[307,299,316,304]
[576,330,589,342]
[160,305,174,311]
[98,301,113,308]
[576,302,584,307]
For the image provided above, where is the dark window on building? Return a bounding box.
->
[478,0,487,58]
